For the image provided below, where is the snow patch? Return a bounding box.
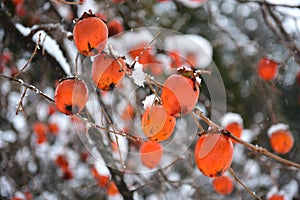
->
[15,23,70,75]
[131,62,146,87]
[164,34,212,68]
[267,123,289,137]
[221,112,243,127]
[142,94,156,109]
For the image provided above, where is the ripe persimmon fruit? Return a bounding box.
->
[32,122,47,144]
[106,181,119,196]
[92,53,125,91]
[108,19,124,37]
[54,78,89,115]
[257,57,278,81]
[268,194,285,200]
[73,12,108,56]
[269,128,294,154]
[194,134,233,178]
[161,74,199,117]
[212,175,234,195]
[141,105,176,142]
[140,141,163,169]
[91,166,110,187]
[225,122,243,144]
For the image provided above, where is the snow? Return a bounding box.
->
[94,160,110,176]
[267,123,289,137]
[243,159,260,177]
[266,0,300,6]
[15,23,71,75]
[153,1,177,16]
[131,62,146,87]
[177,0,206,9]
[0,176,13,197]
[164,34,212,68]
[283,179,299,200]
[221,112,243,127]
[142,94,156,109]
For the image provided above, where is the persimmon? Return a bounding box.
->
[32,122,47,144]
[108,19,124,37]
[257,57,278,81]
[161,74,199,117]
[129,42,155,64]
[91,166,110,187]
[73,12,108,56]
[121,104,135,120]
[140,141,163,168]
[168,51,183,69]
[212,175,234,195]
[141,105,176,142]
[194,134,233,178]
[54,78,88,115]
[55,155,69,173]
[106,181,119,196]
[48,122,59,135]
[92,53,125,90]
[268,194,285,200]
[268,124,294,154]
[225,122,243,143]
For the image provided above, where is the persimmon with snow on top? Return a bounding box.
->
[222,112,243,144]
[54,78,89,115]
[140,141,163,168]
[268,123,294,154]
[73,11,108,56]
[194,134,233,178]
[92,53,125,91]
[141,105,176,142]
[161,74,199,117]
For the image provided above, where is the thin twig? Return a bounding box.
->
[194,106,300,169]
[222,130,300,169]
[229,167,262,200]
[0,74,54,102]
[131,32,160,67]
[16,87,28,115]
[14,33,42,78]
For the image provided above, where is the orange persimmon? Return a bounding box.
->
[92,53,125,90]
[54,78,88,115]
[141,105,176,142]
[225,122,243,143]
[269,129,294,154]
[257,57,278,81]
[194,134,233,178]
[161,74,199,117]
[73,12,108,56]
[91,166,110,187]
[108,19,124,37]
[140,141,163,168]
[268,194,284,200]
[212,175,234,195]
[106,181,119,196]
[32,122,47,144]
